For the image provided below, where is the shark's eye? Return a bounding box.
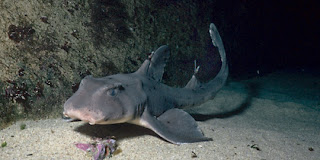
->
[105,83,123,96]
[107,88,117,96]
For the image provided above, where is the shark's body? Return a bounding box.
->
[63,23,228,144]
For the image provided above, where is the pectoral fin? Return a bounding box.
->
[139,108,212,144]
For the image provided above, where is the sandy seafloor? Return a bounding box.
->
[1,69,319,160]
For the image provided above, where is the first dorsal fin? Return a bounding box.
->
[135,45,170,82]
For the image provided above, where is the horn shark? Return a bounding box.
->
[63,23,228,144]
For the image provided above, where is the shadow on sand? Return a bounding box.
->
[74,122,159,142]
[191,82,260,121]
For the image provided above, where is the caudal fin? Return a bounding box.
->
[185,23,228,94]
[206,23,229,93]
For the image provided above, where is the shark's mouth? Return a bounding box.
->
[63,110,126,125]
[62,115,81,122]
[63,109,103,125]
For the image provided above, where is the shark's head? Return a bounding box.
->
[63,75,146,125]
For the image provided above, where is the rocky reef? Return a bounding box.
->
[0,0,222,128]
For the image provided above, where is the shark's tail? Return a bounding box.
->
[204,23,229,97]
[185,23,228,92]
[172,23,228,108]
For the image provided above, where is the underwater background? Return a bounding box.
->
[0,0,319,159]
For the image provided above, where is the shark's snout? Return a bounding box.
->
[62,111,69,117]
[63,106,104,125]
